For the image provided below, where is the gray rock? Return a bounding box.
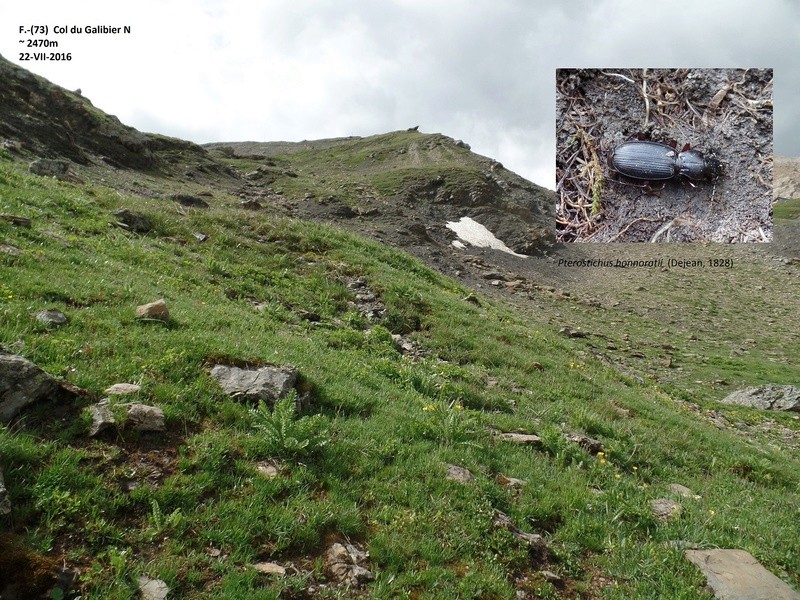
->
[0,350,61,422]
[667,483,701,499]
[685,549,800,600]
[0,466,10,515]
[0,214,31,227]
[87,399,116,436]
[104,383,141,395]
[240,199,263,210]
[565,432,603,454]
[113,209,151,233]
[0,243,23,256]
[255,461,280,478]
[125,404,165,432]
[445,464,474,483]
[493,509,546,551]
[34,310,68,327]
[652,498,681,522]
[497,474,527,488]
[720,385,800,412]
[29,158,70,179]
[251,562,286,575]
[169,194,209,208]
[137,576,169,600]
[136,299,170,321]
[210,364,298,405]
[324,542,373,587]
[496,431,542,445]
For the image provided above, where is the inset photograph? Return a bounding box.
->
[556,68,773,243]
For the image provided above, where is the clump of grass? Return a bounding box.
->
[247,391,330,459]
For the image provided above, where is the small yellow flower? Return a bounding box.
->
[422,404,436,412]
[632,466,638,471]
[641,483,649,489]
[599,458,606,465]
[597,452,605,457]
[614,473,621,479]
[708,510,715,516]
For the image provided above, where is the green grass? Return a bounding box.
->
[773,197,800,221]
[1,157,799,599]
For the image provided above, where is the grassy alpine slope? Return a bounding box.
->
[1,150,799,599]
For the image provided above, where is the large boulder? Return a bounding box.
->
[210,364,297,405]
[0,350,62,422]
[719,385,800,412]
[685,549,800,600]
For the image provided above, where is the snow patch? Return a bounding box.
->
[446,217,526,257]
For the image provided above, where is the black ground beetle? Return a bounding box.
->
[609,140,723,185]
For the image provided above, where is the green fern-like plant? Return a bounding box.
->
[249,390,330,459]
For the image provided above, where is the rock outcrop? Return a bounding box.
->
[720,385,800,412]
[0,350,63,422]
[210,364,298,406]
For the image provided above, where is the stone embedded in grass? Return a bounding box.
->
[565,433,603,454]
[137,576,169,600]
[255,461,280,478]
[495,431,543,446]
[685,549,800,600]
[125,404,165,432]
[492,509,547,553]
[169,193,209,208]
[240,199,263,210]
[324,542,374,587]
[0,243,23,256]
[136,299,170,321]
[720,385,800,412]
[445,464,474,483]
[667,483,701,499]
[28,158,70,179]
[0,349,62,422]
[112,209,151,233]
[0,214,32,228]
[104,383,141,395]
[651,498,681,522]
[497,474,527,488]
[210,364,298,406]
[251,562,286,575]
[87,399,116,437]
[33,310,68,327]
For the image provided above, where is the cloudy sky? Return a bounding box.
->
[2,0,798,189]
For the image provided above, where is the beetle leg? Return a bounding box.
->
[640,181,665,197]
